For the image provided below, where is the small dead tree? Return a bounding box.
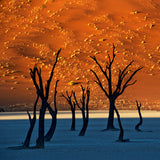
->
[135,100,143,132]
[62,91,76,131]
[90,44,142,130]
[73,85,90,136]
[114,106,129,142]
[23,95,39,148]
[30,48,61,148]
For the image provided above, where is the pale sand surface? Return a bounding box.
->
[1,111,160,160]
[1,110,160,120]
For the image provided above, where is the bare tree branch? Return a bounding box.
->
[36,67,44,99]
[136,100,141,108]
[27,111,32,124]
[90,56,110,81]
[113,61,134,97]
[34,94,39,115]
[119,67,143,96]
[54,80,59,112]
[121,61,134,78]
[73,91,82,110]
[90,69,109,98]
[62,91,74,108]
[45,48,61,100]
[80,85,86,110]
[30,67,40,95]
[125,80,137,88]
[109,43,116,66]
[86,85,90,111]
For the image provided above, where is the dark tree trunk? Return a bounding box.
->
[73,85,90,136]
[45,114,57,141]
[114,106,123,141]
[23,115,36,148]
[135,102,143,131]
[23,95,39,148]
[71,109,75,131]
[107,99,115,130]
[79,107,89,136]
[45,103,57,141]
[61,91,76,131]
[36,103,46,148]
[114,106,129,142]
[79,118,88,136]
[79,110,85,136]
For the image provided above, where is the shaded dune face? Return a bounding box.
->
[0,0,160,111]
[96,0,140,13]
[96,0,159,12]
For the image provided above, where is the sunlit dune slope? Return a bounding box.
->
[0,0,160,111]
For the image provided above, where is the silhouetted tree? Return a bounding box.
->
[135,100,143,132]
[44,80,59,141]
[62,91,76,131]
[114,106,129,142]
[73,85,90,136]
[23,95,39,148]
[90,44,142,130]
[30,48,61,148]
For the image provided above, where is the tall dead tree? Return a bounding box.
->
[90,44,142,130]
[62,91,76,131]
[73,85,90,136]
[30,48,61,148]
[135,100,143,132]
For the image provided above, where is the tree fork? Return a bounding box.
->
[62,91,76,131]
[73,85,90,136]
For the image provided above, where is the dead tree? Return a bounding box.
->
[23,95,39,148]
[44,80,59,141]
[114,106,129,142]
[30,48,61,148]
[90,44,142,130]
[135,100,143,132]
[62,91,76,131]
[73,85,90,136]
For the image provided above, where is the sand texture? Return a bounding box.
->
[0,0,160,111]
[1,111,160,160]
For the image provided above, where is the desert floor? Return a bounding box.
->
[0,110,160,160]
[1,0,160,111]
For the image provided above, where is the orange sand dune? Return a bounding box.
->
[0,0,160,111]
